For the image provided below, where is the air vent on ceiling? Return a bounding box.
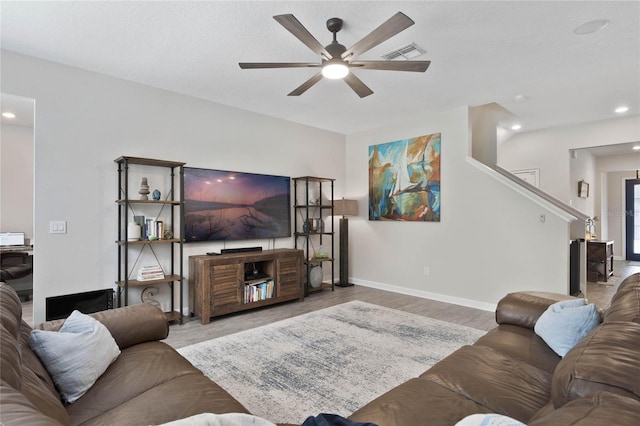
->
[381,42,426,61]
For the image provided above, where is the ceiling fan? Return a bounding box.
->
[239,12,430,98]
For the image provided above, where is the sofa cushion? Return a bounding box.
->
[419,345,552,423]
[0,382,67,426]
[530,392,640,426]
[349,377,494,426]
[604,274,640,322]
[534,299,600,357]
[552,322,640,408]
[474,324,560,374]
[0,283,23,338]
[29,310,121,403]
[71,373,250,426]
[1,325,22,390]
[65,341,249,425]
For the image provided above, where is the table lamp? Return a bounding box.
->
[334,198,358,287]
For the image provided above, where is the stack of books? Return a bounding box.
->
[137,265,165,281]
[243,279,275,303]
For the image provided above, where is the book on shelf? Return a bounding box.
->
[141,218,165,240]
[243,279,275,303]
[137,265,165,281]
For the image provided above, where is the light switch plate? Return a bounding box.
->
[49,220,67,234]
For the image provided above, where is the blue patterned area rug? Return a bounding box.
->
[178,301,486,424]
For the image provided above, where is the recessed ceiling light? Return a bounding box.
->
[2,112,16,119]
[511,124,522,131]
[573,19,610,35]
[615,106,629,114]
[633,146,640,151]
[513,94,527,103]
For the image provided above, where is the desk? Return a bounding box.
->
[0,247,33,301]
[586,240,614,282]
[0,245,33,254]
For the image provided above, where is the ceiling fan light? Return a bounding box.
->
[322,62,349,79]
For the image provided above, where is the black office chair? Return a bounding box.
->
[1,252,33,301]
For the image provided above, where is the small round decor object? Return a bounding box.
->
[309,264,323,288]
[152,189,161,201]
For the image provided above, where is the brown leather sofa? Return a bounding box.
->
[3,275,640,426]
[349,275,640,425]
[0,282,250,425]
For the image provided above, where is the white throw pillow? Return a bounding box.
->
[534,298,600,357]
[158,413,277,426]
[29,310,121,403]
[455,413,525,426]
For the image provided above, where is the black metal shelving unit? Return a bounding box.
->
[293,176,335,295]
[115,156,185,324]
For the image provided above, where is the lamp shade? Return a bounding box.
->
[334,199,358,216]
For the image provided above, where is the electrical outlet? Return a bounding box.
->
[423,266,430,276]
[539,214,546,223]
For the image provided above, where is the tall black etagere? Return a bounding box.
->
[115,156,184,324]
[293,176,335,295]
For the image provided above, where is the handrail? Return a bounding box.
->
[466,156,589,223]
[494,165,589,221]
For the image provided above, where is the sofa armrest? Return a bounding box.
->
[35,303,169,350]
[496,291,576,329]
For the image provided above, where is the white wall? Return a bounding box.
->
[569,149,596,218]
[1,50,346,323]
[345,107,571,310]
[499,116,640,206]
[0,123,34,240]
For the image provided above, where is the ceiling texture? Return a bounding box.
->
[1,1,638,135]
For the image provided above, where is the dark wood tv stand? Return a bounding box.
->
[189,248,304,324]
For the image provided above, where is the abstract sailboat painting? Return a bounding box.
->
[369,133,441,221]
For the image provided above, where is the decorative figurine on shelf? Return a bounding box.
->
[141,287,161,308]
[139,177,150,200]
[152,189,161,201]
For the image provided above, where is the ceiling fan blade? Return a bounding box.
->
[239,62,321,69]
[349,60,430,72]
[343,73,374,98]
[288,72,324,96]
[274,14,332,59]
[342,12,415,60]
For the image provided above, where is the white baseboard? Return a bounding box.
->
[351,278,497,312]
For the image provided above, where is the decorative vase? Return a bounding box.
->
[309,264,323,288]
[139,177,150,200]
[308,187,319,205]
[127,222,141,241]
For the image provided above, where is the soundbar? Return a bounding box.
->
[220,246,263,254]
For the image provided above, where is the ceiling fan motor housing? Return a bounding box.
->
[326,17,343,34]
[325,41,347,60]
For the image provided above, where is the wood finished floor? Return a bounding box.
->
[20,259,637,349]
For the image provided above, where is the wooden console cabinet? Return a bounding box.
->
[189,249,304,324]
[586,240,614,282]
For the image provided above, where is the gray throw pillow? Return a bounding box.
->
[534,298,600,357]
[29,310,121,403]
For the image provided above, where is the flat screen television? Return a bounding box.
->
[183,167,291,242]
